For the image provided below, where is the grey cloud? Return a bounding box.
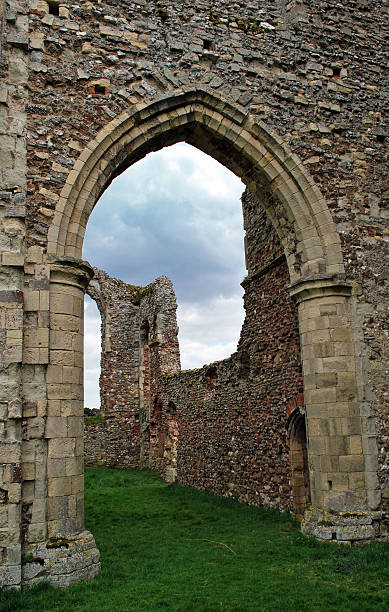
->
[83,143,247,406]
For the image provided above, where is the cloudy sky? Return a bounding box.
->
[82,143,247,408]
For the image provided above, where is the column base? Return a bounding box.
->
[22,531,100,589]
[302,507,386,543]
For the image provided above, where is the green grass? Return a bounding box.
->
[84,413,106,427]
[1,468,389,611]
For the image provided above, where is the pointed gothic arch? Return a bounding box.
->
[47,89,344,287]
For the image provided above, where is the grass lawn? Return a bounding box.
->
[1,468,389,611]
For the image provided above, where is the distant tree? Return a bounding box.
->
[84,407,99,417]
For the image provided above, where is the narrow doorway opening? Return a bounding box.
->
[289,414,311,519]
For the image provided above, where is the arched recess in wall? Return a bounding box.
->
[288,409,311,519]
[47,88,344,285]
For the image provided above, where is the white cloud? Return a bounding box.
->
[84,297,101,408]
[178,292,245,369]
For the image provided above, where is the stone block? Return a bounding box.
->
[8,399,22,419]
[315,372,337,388]
[67,494,76,517]
[75,438,84,457]
[307,387,337,404]
[50,293,74,315]
[22,462,35,480]
[327,402,350,418]
[45,417,67,438]
[1,253,24,267]
[22,481,35,502]
[0,442,21,463]
[61,399,82,418]
[63,366,81,384]
[24,328,49,349]
[308,436,326,455]
[50,350,74,366]
[6,545,21,565]
[48,438,75,459]
[0,507,8,527]
[7,483,21,503]
[65,456,83,476]
[25,418,45,439]
[27,522,46,544]
[348,471,365,490]
[47,495,68,521]
[0,528,20,547]
[50,314,80,332]
[47,458,66,478]
[330,328,352,342]
[47,400,61,417]
[48,476,72,497]
[339,455,364,473]
[23,290,40,312]
[50,331,74,351]
[67,416,83,437]
[47,383,82,401]
[71,474,83,494]
[29,33,45,50]
[327,436,347,455]
[46,365,63,384]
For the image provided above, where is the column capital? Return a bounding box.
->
[49,257,94,291]
[289,275,352,305]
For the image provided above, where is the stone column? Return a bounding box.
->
[290,278,382,542]
[22,259,100,588]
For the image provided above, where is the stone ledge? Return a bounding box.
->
[49,257,94,290]
[289,276,352,304]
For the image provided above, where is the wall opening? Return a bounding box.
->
[84,295,101,413]
[83,142,246,394]
[289,413,311,519]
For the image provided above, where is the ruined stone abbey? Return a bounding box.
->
[0,0,388,590]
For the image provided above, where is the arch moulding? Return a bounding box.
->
[47,89,344,288]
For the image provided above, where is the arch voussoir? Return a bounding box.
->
[51,89,344,286]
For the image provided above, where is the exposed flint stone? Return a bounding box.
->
[7,34,29,49]
[0,564,22,588]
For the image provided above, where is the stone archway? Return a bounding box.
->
[47,89,344,287]
[44,90,378,545]
[1,88,383,590]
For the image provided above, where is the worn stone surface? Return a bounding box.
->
[22,530,100,588]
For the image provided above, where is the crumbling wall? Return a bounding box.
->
[22,0,389,513]
[85,270,143,468]
[83,191,303,511]
[161,190,303,510]
[84,271,180,469]
[0,0,388,589]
